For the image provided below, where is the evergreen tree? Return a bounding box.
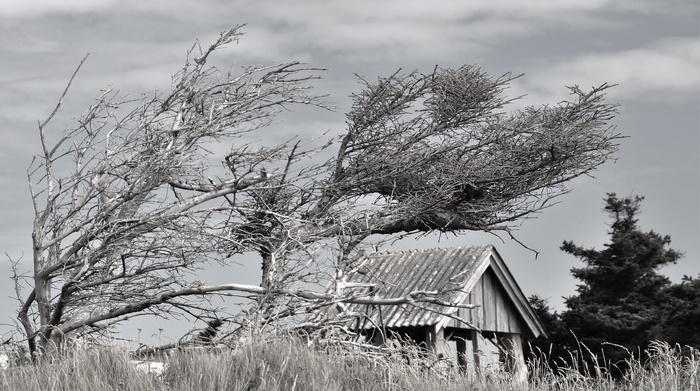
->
[663,275,700,350]
[559,193,682,374]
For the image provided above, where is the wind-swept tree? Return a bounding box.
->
[12,26,622,358]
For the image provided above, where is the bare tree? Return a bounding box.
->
[13,26,621,358]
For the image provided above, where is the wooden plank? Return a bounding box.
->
[505,300,523,334]
[482,269,496,331]
[494,275,509,332]
[472,275,484,329]
[455,294,473,328]
[478,274,486,329]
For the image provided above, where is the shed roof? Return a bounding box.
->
[339,245,548,339]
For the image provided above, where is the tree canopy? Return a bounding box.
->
[12,27,622,357]
[562,195,681,347]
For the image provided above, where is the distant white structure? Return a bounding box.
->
[0,353,8,369]
[131,360,168,376]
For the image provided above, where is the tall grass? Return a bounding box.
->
[623,341,699,391]
[0,347,164,391]
[0,338,697,390]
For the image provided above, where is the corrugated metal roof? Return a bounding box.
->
[339,245,493,329]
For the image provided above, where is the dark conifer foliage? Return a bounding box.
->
[562,195,681,359]
[528,194,695,378]
[663,275,700,351]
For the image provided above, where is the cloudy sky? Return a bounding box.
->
[1,1,698,343]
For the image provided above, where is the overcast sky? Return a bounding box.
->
[1,1,698,344]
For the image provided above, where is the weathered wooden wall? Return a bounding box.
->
[449,267,523,334]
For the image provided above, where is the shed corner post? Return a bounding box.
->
[455,337,468,373]
[425,324,446,358]
[471,329,482,378]
[501,332,527,385]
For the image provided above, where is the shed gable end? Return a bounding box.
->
[448,266,522,334]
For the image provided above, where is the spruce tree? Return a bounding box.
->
[560,193,682,373]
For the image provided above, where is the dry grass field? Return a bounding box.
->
[0,338,697,391]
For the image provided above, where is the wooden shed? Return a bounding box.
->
[335,245,548,379]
